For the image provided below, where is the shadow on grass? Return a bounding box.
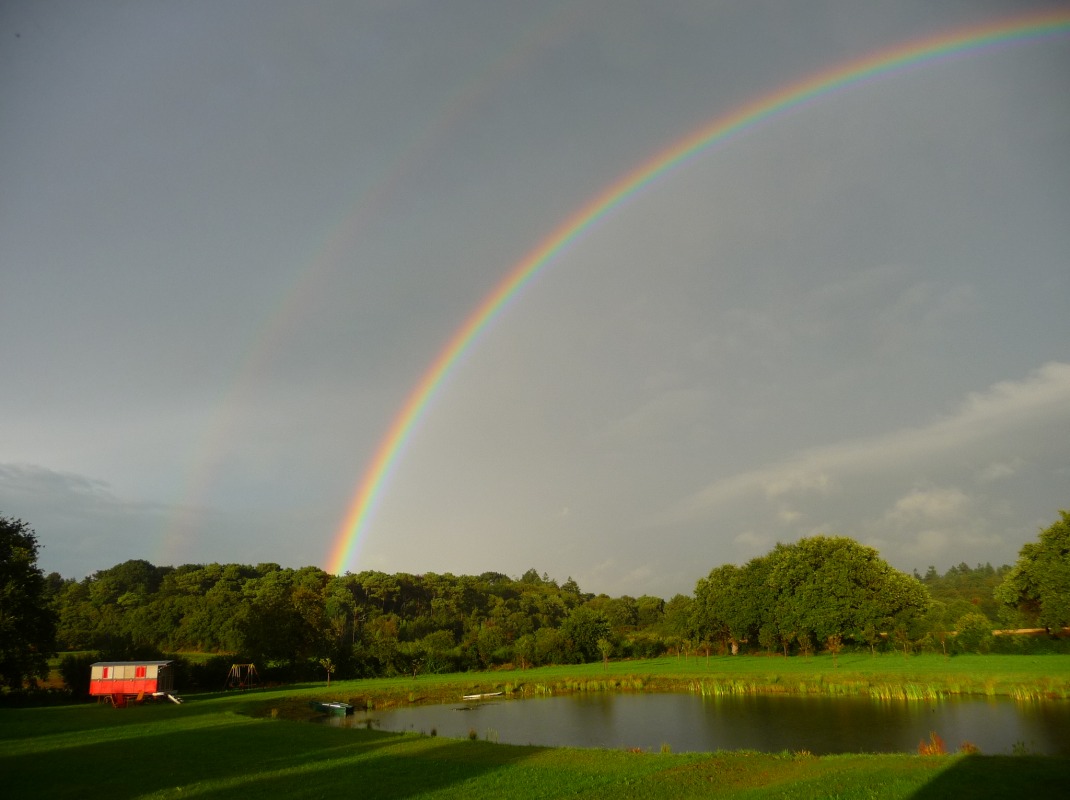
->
[3,706,538,800]
[910,755,1069,799]
[203,737,542,800]
[0,694,288,755]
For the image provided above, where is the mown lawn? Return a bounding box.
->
[4,654,1067,799]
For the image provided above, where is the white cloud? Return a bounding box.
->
[902,528,951,559]
[889,487,970,522]
[953,362,1070,427]
[863,485,1008,567]
[581,558,658,596]
[0,463,169,578]
[662,362,1070,523]
[0,462,337,580]
[733,530,771,554]
[763,469,837,499]
[976,458,1024,483]
[597,388,714,444]
[0,463,114,503]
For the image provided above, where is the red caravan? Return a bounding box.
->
[89,660,181,706]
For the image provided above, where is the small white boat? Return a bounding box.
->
[461,691,504,701]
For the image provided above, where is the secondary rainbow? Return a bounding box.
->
[327,10,1070,575]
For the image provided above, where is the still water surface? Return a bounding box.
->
[327,693,1070,755]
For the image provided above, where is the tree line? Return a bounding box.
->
[2,510,1069,693]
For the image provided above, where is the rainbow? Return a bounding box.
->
[327,10,1070,575]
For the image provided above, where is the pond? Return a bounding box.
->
[323,693,1070,755]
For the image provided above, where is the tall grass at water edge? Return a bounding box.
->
[343,653,1070,707]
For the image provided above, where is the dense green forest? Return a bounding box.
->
[916,562,1012,626]
[3,511,1069,694]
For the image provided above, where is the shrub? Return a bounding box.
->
[621,632,666,659]
[989,632,1070,655]
[0,686,72,707]
[186,654,245,692]
[918,731,947,755]
[954,613,994,654]
[58,652,100,699]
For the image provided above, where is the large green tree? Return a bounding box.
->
[559,606,612,663]
[768,536,929,649]
[691,564,750,650]
[691,536,929,655]
[0,516,58,689]
[236,567,328,668]
[995,510,1070,630]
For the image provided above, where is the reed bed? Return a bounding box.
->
[683,675,1070,702]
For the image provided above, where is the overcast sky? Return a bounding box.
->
[3,1,1068,598]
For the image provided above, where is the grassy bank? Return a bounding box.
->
[266,652,1070,711]
[4,654,1067,798]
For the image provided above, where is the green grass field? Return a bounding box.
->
[4,654,1068,799]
